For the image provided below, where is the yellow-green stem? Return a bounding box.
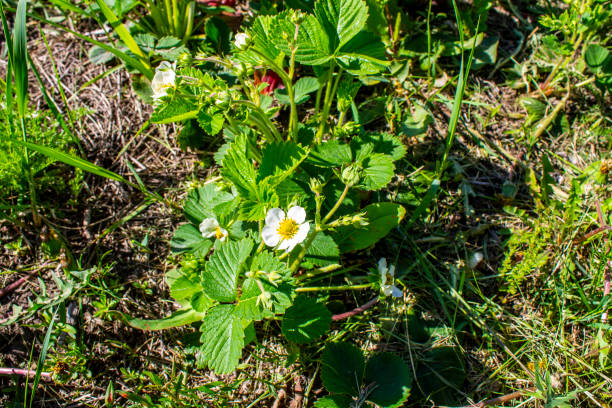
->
[296,283,373,292]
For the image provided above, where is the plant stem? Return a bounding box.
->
[0,367,52,380]
[315,61,336,143]
[287,25,300,140]
[296,283,373,292]
[332,297,379,321]
[322,183,350,224]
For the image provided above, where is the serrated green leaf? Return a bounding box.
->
[128,308,203,331]
[238,180,279,221]
[358,153,394,190]
[314,0,368,50]
[337,31,388,75]
[314,395,353,408]
[270,13,332,65]
[169,275,202,302]
[199,304,245,374]
[352,133,406,161]
[197,110,225,135]
[150,98,198,124]
[302,232,340,267]
[307,140,352,167]
[190,292,214,313]
[336,77,360,112]
[170,224,213,256]
[259,141,308,186]
[221,136,258,197]
[183,183,235,225]
[282,296,331,343]
[321,342,364,396]
[250,14,285,62]
[202,238,254,302]
[364,352,412,406]
[585,44,610,73]
[331,202,405,252]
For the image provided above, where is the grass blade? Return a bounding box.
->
[14,0,28,118]
[95,0,149,62]
[26,308,57,408]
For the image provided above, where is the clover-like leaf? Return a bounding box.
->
[202,238,254,302]
[282,296,331,343]
[199,304,245,374]
[321,342,364,396]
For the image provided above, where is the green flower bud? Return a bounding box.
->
[341,164,361,186]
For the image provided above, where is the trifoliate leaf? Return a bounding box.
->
[358,153,394,190]
[364,352,412,406]
[259,141,308,186]
[314,0,368,50]
[321,342,364,396]
[221,135,258,197]
[199,304,245,374]
[282,296,331,343]
[184,183,235,225]
[170,224,213,256]
[202,238,254,302]
[331,202,405,252]
[307,140,352,167]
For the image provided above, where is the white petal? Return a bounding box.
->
[265,208,285,227]
[294,222,310,243]
[388,264,396,279]
[287,206,306,224]
[391,285,402,298]
[262,226,281,247]
[218,227,229,242]
[378,258,387,285]
[381,285,393,296]
[199,218,219,238]
[278,238,293,252]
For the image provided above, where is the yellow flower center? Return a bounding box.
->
[277,218,299,240]
[215,227,225,240]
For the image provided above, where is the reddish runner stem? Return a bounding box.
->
[332,297,379,321]
[0,367,52,380]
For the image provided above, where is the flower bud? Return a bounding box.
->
[341,164,361,186]
[234,32,251,50]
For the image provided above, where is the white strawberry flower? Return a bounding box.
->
[378,258,402,298]
[199,217,228,242]
[262,206,310,252]
[151,61,176,100]
[234,32,250,50]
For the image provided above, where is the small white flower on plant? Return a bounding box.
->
[262,206,310,252]
[199,218,228,241]
[378,258,402,298]
[234,32,250,50]
[151,61,176,100]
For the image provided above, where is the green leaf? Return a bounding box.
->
[321,342,364,396]
[585,44,610,72]
[238,180,279,221]
[337,31,388,75]
[336,77,360,112]
[358,153,394,190]
[221,136,258,197]
[168,273,202,302]
[95,0,148,61]
[202,238,254,302]
[364,352,412,406]
[307,140,352,167]
[352,133,406,161]
[314,0,368,50]
[314,395,353,408]
[170,224,213,256]
[282,296,331,343]
[331,202,405,252]
[13,0,28,118]
[183,183,235,225]
[414,347,466,406]
[302,232,340,267]
[128,308,204,331]
[275,77,320,105]
[88,45,115,64]
[197,110,225,135]
[150,98,199,124]
[250,14,285,62]
[199,304,245,374]
[270,13,332,65]
[259,141,308,186]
